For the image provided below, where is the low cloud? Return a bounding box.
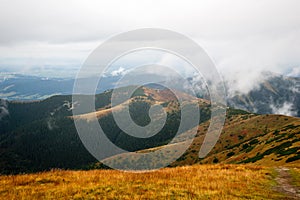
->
[287,67,300,77]
[270,101,297,117]
[110,67,129,77]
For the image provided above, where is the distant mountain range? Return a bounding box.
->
[0,86,299,174]
[0,73,118,100]
[227,72,300,117]
[0,74,74,100]
[2,71,298,117]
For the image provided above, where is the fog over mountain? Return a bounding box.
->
[176,72,300,117]
[0,70,299,117]
[226,73,300,117]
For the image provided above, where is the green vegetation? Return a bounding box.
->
[227,152,235,158]
[289,168,300,188]
[286,154,300,163]
[249,139,259,145]
[241,141,298,164]
[0,86,212,174]
[226,108,250,117]
[1,86,300,174]
[213,158,219,163]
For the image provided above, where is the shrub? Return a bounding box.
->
[245,146,254,153]
[226,152,235,158]
[273,130,280,135]
[286,154,300,163]
[213,158,219,163]
[249,139,259,145]
[238,135,245,140]
[242,143,249,149]
[278,147,300,157]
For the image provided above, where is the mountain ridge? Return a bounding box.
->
[0,86,299,174]
[1,72,299,117]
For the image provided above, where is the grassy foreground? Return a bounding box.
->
[0,164,284,200]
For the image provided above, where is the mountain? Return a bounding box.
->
[175,113,300,166]
[0,74,74,100]
[101,111,300,169]
[1,72,299,117]
[0,86,210,173]
[227,72,300,117]
[0,73,118,100]
[180,72,300,117]
[0,86,299,174]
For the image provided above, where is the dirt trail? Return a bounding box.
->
[275,167,300,199]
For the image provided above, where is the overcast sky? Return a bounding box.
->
[0,0,299,91]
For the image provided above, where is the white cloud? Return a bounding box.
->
[0,0,299,91]
[1,0,299,44]
[110,67,129,77]
[270,102,297,116]
[287,67,300,77]
[156,53,194,77]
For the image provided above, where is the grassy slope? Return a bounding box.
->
[197,114,300,166]
[101,113,300,168]
[0,164,285,200]
[83,87,300,168]
[170,113,300,166]
[1,87,299,199]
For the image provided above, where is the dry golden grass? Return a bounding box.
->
[169,114,300,167]
[290,167,300,188]
[0,164,284,200]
